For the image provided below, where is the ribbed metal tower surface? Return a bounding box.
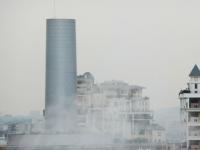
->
[45,19,77,132]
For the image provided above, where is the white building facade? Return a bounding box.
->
[179,65,200,149]
[76,73,166,144]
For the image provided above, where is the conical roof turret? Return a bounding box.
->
[189,64,200,77]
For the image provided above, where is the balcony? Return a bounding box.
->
[187,104,200,112]
[187,98,200,112]
[188,136,200,140]
[191,103,200,108]
[179,93,200,99]
[188,117,200,126]
[189,141,200,150]
[190,144,200,150]
[188,129,200,140]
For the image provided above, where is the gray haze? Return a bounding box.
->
[0,0,200,114]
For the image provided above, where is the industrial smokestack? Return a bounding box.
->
[45,19,77,133]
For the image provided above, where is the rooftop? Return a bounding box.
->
[189,64,200,77]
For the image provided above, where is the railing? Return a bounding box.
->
[188,121,200,126]
[190,103,200,108]
[190,144,200,150]
[189,131,200,136]
[189,117,200,124]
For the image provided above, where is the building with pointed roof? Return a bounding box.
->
[179,65,200,149]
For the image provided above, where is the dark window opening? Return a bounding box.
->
[195,84,198,89]
[190,98,200,108]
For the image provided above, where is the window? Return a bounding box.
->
[195,83,198,89]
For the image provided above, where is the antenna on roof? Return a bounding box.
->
[53,0,56,18]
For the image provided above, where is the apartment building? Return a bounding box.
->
[179,65,200,149]
[77,73,166,143]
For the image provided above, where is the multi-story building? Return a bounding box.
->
[179,65,200,149]
[76,74,165,143]
[99,81,154,142]
[76,72,106,132]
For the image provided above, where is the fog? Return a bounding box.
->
[0,0,200,114]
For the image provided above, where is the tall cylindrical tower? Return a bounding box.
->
[45,19,77,133]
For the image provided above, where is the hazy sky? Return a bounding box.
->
[0,0,200,114]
